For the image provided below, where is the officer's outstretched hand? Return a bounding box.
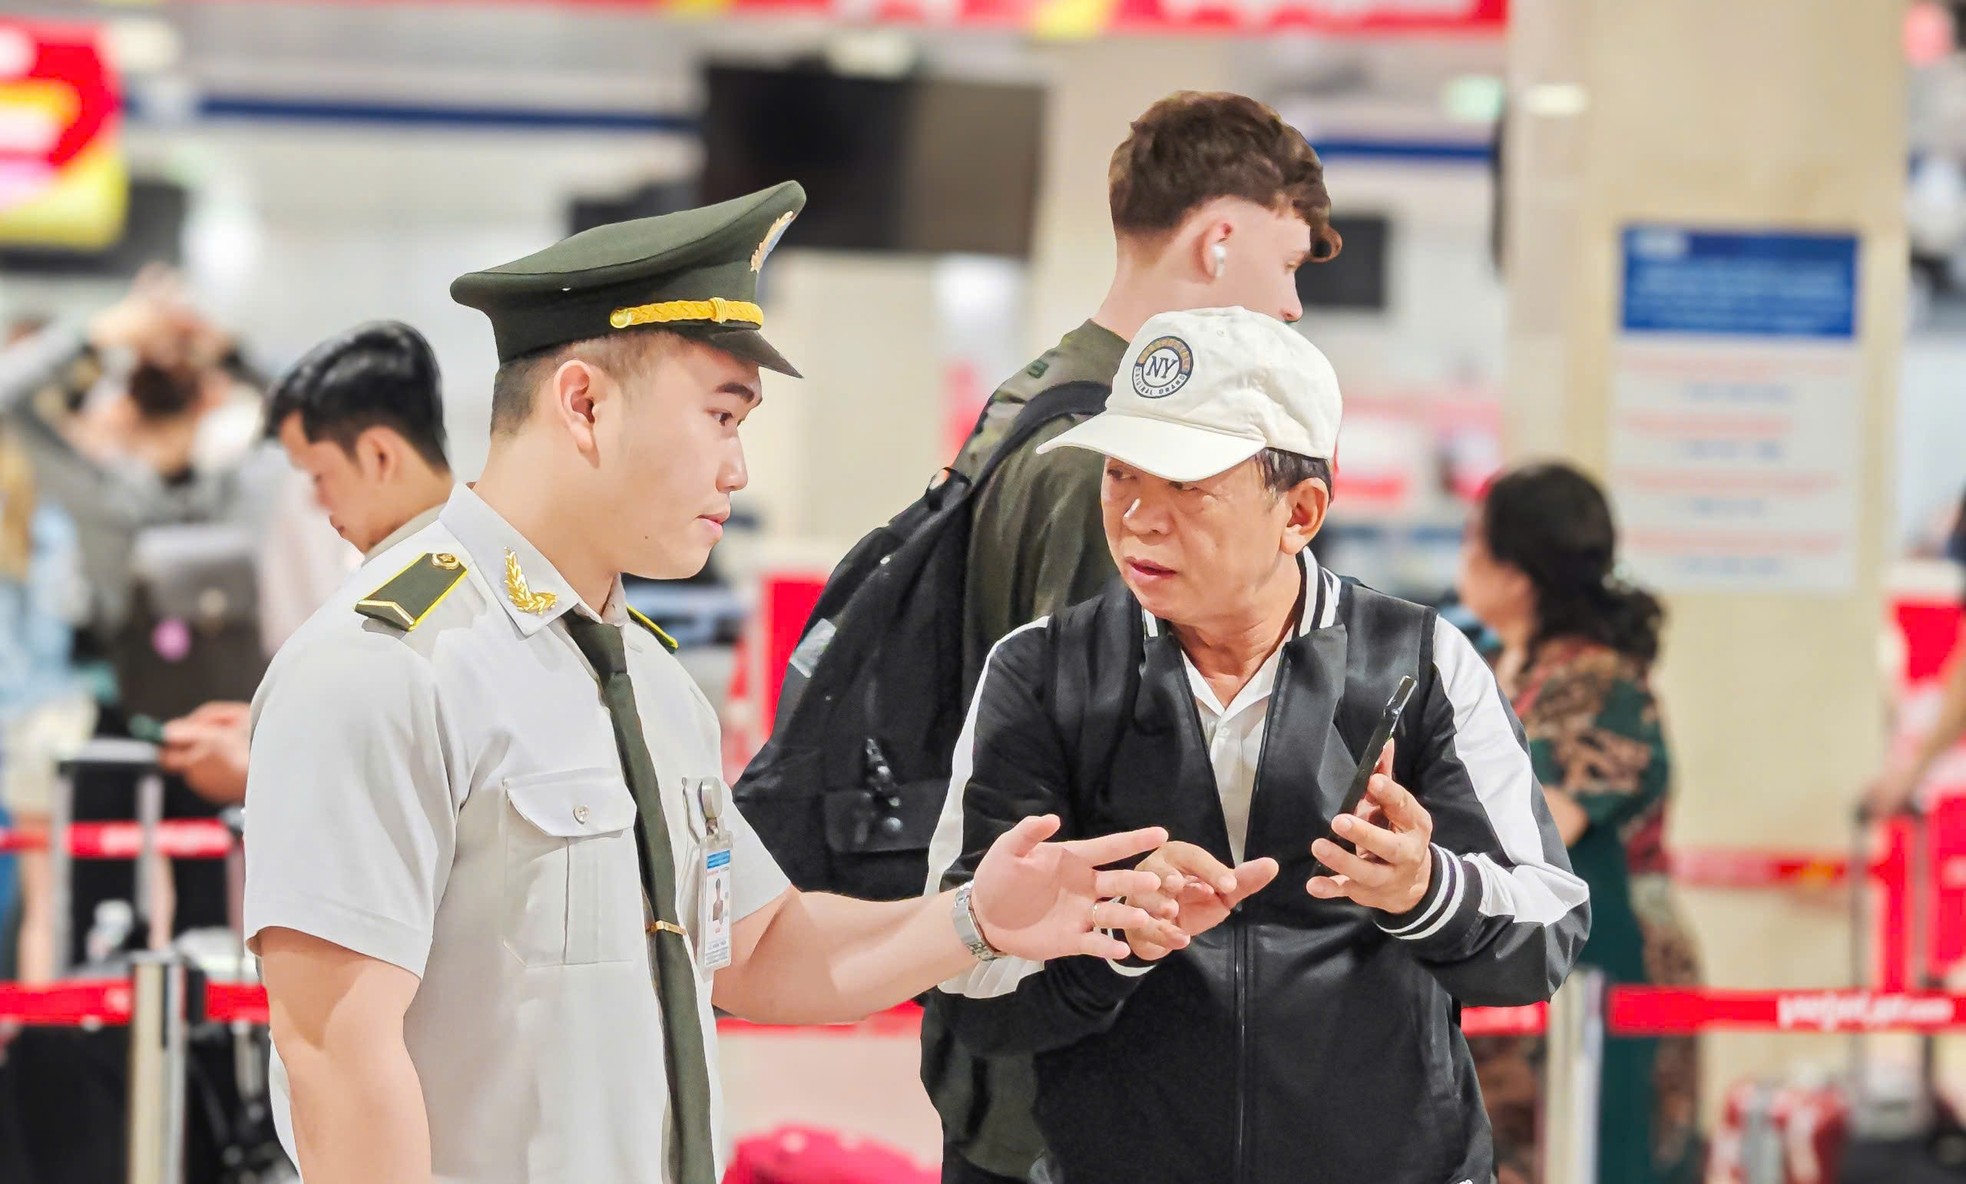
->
[1123,842,1278,962]
[969,816,1183,962]
[1307,740,1435,915]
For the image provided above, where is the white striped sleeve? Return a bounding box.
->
[1373,623,1591,1006]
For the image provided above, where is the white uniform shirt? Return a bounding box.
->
[1177,554,1338,863]
[244,485,790,1184]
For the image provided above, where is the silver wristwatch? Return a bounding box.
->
[952,883,1003,962]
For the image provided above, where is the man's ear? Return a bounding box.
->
[1197,219,1234,281]
[355,426,402,482]
[548,357,604,455]
[1282,477,1331,554]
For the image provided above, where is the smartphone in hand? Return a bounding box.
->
[1310,675,1416,877]
[127,714,167,744]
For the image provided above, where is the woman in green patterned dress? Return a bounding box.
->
[1456,462,1704,1184]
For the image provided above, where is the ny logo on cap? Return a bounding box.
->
[1131,335,1193,399]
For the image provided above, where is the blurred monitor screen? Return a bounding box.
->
[700,64,1044,259]
[568,179,699,237]
[0,176,184,276]
[1296,213,1390,311]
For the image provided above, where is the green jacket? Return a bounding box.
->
[955,320,1127,691]
[929,319,1127,1178]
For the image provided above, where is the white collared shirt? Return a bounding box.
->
[244,485,789,1184]
[362,500,447,562]
[1172,552,1338,863]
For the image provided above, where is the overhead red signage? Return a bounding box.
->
[0,19,125,249]
[176,0,1506,35]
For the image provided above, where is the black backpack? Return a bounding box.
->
[733,381,1110,901]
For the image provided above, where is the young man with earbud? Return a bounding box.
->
[925,89,1346,1184]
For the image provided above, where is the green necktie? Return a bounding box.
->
[564,614,717,1184]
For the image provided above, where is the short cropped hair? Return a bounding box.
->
[1109,91,1342,261]
[265,320,448,469]
[1256,448,1332,500]
[487,329,673,438]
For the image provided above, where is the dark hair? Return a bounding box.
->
[265,321,448,470]
[1479,461,1664,666]
[1109,92,1342,261]
[1255,448,1332,500]
[488,329,669,437]
[128,361,200,420]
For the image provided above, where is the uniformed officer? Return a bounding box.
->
[243,181,1184,1184]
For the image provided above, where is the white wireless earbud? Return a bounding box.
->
[1210,243,1228,278]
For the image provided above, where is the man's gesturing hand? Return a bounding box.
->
[969,816,1184,962]
[1122,842,1278,961]
[1307,741,1435,915]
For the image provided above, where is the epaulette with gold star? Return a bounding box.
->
[627,606,680,653]
[355,552,469,631]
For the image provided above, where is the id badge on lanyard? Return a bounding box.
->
[694,777,734,971]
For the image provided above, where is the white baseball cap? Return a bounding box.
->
[1038,306,1342,483]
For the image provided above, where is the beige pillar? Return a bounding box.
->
[745,251,944,554]
[1505,0,1908,1120]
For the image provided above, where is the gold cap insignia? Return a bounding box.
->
[504,549,559,615]
[752,210,796,273]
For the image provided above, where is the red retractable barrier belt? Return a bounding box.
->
[716,1004,925,1038]
[1610,988,1966,1035]
[0,819,236,859]
[0,980,907,1033]
[1459,1002,1547,1037]
[5,983,1966,1036]
[207,982,269,1025]
[0,979,137,1025]
[1668,847,1851,888]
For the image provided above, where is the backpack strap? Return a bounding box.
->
[970,380,1111,494]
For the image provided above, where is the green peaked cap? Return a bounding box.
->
[450,181,806,376]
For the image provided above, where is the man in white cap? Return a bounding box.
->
[926,307,1590,1184]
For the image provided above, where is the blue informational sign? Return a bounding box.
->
[1620,226,1859,339]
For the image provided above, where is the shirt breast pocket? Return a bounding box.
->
[501,767,643,968]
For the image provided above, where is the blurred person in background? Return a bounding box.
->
[1455,461,1703,1184]
[0,265,286,979]
[1866,482,1966,819]
[0,265,277,693]
[926,88,1343,1184]
[0,285,310,1184]
[159,320,455,805]
[0,424,91,984]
